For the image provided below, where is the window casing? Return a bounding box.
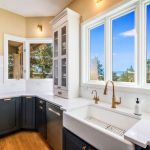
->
[81,0,150,89]
[89,24,105,81]
[111,10,137,84]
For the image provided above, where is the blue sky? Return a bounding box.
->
[147,4,150,60]
[90,24,104,69]
[112,11,135,72]
[90,6,150,72]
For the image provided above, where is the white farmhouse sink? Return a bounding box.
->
[63,104,140,150]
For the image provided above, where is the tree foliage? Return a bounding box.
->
[30,44,53,79]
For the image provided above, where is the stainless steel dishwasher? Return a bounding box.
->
[46,102,63,150]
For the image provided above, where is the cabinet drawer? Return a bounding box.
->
[54,88,68,98]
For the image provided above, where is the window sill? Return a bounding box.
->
[81,82,150,95]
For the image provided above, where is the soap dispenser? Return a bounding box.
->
[134,98,142,116]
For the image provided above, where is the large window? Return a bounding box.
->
[112,11,135,82]
[30,43,53,79]
[146,4,150,83]
[82,0,150,89]
[90,24,105,81]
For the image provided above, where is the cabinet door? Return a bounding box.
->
[135,145,150,150]
[36,98,47,139]
[21,97,35,129]
[0,97,20,136]
[60,23,68,90]
[63,128,97,150]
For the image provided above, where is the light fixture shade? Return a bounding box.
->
[37,24,42,32]
[96,0,102,5]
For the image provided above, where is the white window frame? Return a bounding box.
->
[81,0,144,90]
[26,38,53,81]
[87,21,106,84]
[141,0,150,88]
[109,7,138,87]
[4,34,26,83]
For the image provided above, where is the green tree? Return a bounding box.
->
[30,44,53,79]
[120,65,134,82]
[147,59,150,83]
[112,72,119,81]
[97,59,104,80]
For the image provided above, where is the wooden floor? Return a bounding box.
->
[0,131,52,150]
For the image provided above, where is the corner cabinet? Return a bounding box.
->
[51,8,80,99]
[0,97,20,136]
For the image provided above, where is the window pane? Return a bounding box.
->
[8,40,23,79]
[112,11,135,82]
[30,43,53,79]
[147,4,150,83]
[90,24,105,81]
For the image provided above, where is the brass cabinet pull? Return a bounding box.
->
[82,145,87,150]
[26,96,32,99]
[4,98,11,101]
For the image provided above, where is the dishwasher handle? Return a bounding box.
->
[48,107,61,116]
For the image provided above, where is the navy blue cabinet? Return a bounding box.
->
[36,98,47,139]
[63,128,97,150]
[21,97,35,129]
[0,97,20,136]
[135,145,150,150]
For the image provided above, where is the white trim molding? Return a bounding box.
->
[81,0,150,92]
[4,34,53,83]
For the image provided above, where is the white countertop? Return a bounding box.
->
[0,91,92,111]
[0,91,150,148]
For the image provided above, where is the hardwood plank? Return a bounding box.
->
[0,131,52,150]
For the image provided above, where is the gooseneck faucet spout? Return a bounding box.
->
[104,80,121,108]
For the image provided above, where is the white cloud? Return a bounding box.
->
[120,29,136,37]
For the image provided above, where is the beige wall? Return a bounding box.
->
[26,17,53,38]
[0,0,123,55]
[0,8,26,55]
[68,0,123,22]
[0,8,53,55]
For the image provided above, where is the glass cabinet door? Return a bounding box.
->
[61,58,67,87]
[61,26,67,56]
[54,60,58,86]
[54,31,58,57]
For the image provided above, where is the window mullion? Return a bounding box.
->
[105,17,112,81]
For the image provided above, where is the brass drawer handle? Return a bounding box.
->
[82,146,87,150]
[26,96,32,99]
[4,98,11,101]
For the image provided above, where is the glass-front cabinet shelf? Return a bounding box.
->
[61,58,67,87]
[54,31,58,57]
[54,60,58,86]
[61,26,67,56]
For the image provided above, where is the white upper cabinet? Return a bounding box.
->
[51,8,80,98]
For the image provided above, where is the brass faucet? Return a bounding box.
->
[103,80,121,108]
[91,90,100,104]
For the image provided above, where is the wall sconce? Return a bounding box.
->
[96,0,102,5]
[37,24,42,32]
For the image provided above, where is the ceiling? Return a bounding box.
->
[0,0,74,17]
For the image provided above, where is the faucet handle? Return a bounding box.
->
[116,97,121,105]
